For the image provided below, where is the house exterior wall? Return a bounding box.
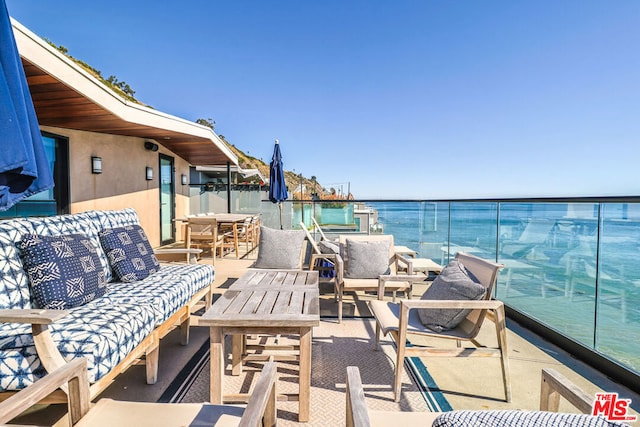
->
[42,126,191,246]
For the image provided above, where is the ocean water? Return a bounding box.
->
[368,201,500,261]
[367,200,640,377]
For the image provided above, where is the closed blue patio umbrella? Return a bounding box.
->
[269,139,288,229]
[0,0,53,211]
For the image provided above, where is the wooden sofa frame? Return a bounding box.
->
[0,279,212,405]
[0,358,277,427]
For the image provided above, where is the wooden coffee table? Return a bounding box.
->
[199,270,320,422]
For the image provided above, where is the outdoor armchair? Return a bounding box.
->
[369,251,510,402]
[0,358,278,427]
[334,234,424,323]
[301,221,338,285]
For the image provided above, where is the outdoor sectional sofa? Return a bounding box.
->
[0,208,214,402]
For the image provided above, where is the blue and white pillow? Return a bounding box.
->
[19,234,107,309]
[99,225,160,282]
[433,409,630,427]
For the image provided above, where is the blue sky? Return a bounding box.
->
[7,1,640,199]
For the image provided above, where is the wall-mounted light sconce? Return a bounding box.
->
[181,174,188,185]
[91,156,102,174]
[145,166,153,181]
[144,140,159,151]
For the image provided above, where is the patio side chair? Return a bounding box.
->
[223,216,254,255]
[185,217,223,265]
[0,358,278,427]
[369,252,510,402]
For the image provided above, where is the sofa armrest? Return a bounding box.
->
[0,309,70,384]
[0,358,90,425]
[0,309,68,324]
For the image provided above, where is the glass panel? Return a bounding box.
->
[597,203,640,372]
[497,202,597,348]
[370,201,450,262]
[256,198,640,379]
[447,202,497,263]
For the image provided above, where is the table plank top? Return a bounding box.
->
[201,288,320,327]
[230,270,319,290]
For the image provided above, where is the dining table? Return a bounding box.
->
[199,270,320,422]
[177,213,256,258]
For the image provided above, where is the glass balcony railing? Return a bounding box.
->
[224,197,640,388]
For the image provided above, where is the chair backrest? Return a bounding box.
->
[454,252,503,337]
[238,217,252,234]
[338,234,396,275]
[300,221,322,255]
[186,217,218,242]
[311,216,329,241]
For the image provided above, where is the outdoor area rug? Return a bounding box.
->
[160,318,451,426]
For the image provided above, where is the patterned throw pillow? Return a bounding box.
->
[417,259,485,332]
[99,225,160,282]
[19,234,107,309]
[344,239,391,279]
[433,409,630,427]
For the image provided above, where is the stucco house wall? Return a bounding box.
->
[42,126,190,246]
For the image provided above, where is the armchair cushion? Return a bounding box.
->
[254,226,305,269]
[345,239,391,279]
[319,240,340,255]
[18,234,108,309]
[99,225,160,282]
[433,409,625,427]
[417,260,485,332]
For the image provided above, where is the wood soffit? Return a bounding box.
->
[22,59,232,166]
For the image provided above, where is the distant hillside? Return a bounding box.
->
[219,136,336,200]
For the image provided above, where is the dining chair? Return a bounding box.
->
[185,217,223,265]
[223,216,254,256]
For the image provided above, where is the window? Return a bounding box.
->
[0,132,69,218]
